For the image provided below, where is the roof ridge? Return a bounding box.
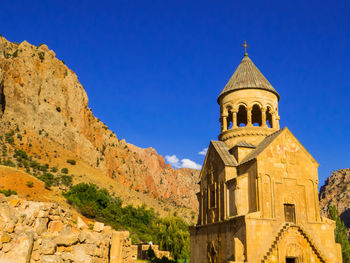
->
[239,128,285,165]
[233,141,256,148]
[217,55,280,102]
[210,140,238,167]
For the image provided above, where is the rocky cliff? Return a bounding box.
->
[319,168,350,227]
[0,36,199,218]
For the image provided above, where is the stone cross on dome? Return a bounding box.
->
[242,40,249,56]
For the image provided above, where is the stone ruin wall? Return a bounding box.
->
[0,194,133,263]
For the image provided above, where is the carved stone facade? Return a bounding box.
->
[190,52,342,263]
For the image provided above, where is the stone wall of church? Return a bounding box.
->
[244,217,342,263]
[256,130,320,223]
[245,130,342,262]
[199,149,227,225]
[190,217,246,263]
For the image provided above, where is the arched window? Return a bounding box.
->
[227,108,233,129]
[237,105,247,127]
[252,104,262,126]
[266,107,273,128]
[228,112,233,129]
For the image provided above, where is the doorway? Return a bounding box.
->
[286,257,297,263]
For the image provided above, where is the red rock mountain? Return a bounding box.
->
[0,36,199,219]
[319,168,350,227]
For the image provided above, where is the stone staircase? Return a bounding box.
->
[260,223,291,263]
[296,226,326,263]
[260,223,326,263]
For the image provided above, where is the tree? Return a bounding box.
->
[329,205,350,262]
[155,216,190,260]
[147,246,156,260]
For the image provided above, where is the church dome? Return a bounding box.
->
[217,48,281,148]
[217,54,280,104]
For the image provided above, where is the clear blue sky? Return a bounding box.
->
[1,0,349,186]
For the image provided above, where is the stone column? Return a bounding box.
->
[110,231,123,263]
[217,183,220,221]
[221,115,228,132]
[275,115,280,129]
[262,107,267,127]
[197,192,202,225]
[271,111,275,128]
[232,110,238,128]
[247,107,252,127]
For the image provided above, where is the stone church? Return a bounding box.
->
[190,47,342,263]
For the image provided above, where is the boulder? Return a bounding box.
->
[1,233,11,243]
[47,221,64,234]
[93,222,104,232]
[34,217,49,235]
[1,232,33,263]
[40,255,62,263]
[41,238,56,255]
[77,216,88,230]
[54,231,79,246]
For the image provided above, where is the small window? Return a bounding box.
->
[210,188,215,208]
[284,204,296,223]
[286,257,297,263]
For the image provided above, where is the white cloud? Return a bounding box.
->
[165,155,181,168]
[198,147,208,156]
[181,159,202,169]
[165,155,202,170]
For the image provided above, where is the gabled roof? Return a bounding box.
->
[240,128,285,164]
[210,141,238,166]
[217,54,280,103]
[233,141,256,148]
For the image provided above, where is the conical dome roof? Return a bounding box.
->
[218,54,279,102]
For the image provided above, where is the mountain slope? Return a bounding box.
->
[319,168,350,227]
[0,35,199,220]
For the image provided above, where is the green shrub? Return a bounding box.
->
[60,175,72,187]
[23,160,29,168]
[67,159,76,165]
[38,52,45,62]
[146,247,177,262]
[0,189,17,196]
[29,160,40,169]
[44,181,52,190]
[147,246,156,260]
[3,159,15,167]
[5,131,15,145]
[14,149,28,160]
[26,181,34,188]
[12,50,18,58]
[51,167,58,173]
[61,168,69,174]
[39,164,49,172]
[38,172,55,189]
